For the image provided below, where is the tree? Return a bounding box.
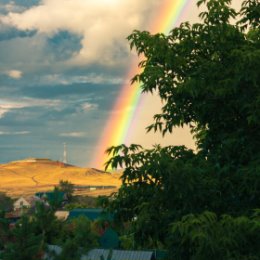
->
[54,239,81,260]
[57,180,74,201]
[57,216,98,258]
[96,196,110,209]
[49,186,64,210]
[126,0,259,168]
[32,202,60,244]
[106,145,220,247]
[0,193,13,212]
[105,0,260,253]
[0,211,9,251]
[69,216,98,249]
[2,216,43,260]
[170,210,260,260]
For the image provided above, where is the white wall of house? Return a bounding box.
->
[13,197,31,210]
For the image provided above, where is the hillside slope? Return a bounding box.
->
[0,159,121,197]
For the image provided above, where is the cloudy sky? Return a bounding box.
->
[0,0,242,167]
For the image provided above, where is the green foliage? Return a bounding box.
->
[69,216,98,249]
[64,195,98,210]
[64,203,85,210]
[104,0,260,255]
[119,233,135,250]
[54,239,81,260]
[2,216,43,260]
[0,211,9,250]
[57,180,74,201]
[49,187,64,210]
[239,0,260,29]
[96,196,110,209]
[127,0,260,167]
[32,202,60,244]
[170,211,260,260]
[0,193,13,212]
[58,215,98,255]
[106,145,220,246]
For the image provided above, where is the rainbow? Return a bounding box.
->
[91,0,191,169]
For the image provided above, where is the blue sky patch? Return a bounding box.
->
[47,30,83,61]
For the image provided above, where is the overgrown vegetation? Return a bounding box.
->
[105,0,260,257]
[0,193,13,212]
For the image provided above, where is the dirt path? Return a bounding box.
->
[0,166,39,186]
[31,175,39,185]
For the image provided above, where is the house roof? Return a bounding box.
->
[13,197,31,206]
[45,246,157,260]
[99,228,119,249]
[55,210,69,221]
[68,208,113,221]
[84,249,154,260]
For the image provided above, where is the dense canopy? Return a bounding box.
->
[105,0,260,258]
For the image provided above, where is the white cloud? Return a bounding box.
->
[41,73,123,85]
[0,102,24,118]
[0,98,61,118]
[81,102,98,112]
[6,69,23,79]
[0,0,160,66]
[0,108,9,118]
[0,131,30,135]
[59,132,86,137]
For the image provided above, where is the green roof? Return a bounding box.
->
[68,208,113,221]
[99,227,119,249]
[153,250,168,260]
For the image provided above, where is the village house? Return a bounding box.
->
[13,195,50,213]
[13,197,30,210]
[13,197,33,211]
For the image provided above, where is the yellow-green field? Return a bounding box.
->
[0,159,122,198]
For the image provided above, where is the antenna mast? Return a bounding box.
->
[63,143,67,164]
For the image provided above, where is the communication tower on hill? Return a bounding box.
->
[63,143,67,164]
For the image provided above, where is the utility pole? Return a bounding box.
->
[63,143,67,164]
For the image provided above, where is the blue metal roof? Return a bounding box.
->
[83,249,154,260]
[46,246,158,260]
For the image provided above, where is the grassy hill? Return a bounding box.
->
[0,158,121,198]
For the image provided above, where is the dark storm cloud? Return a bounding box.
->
[0,0,40,6]
[46,30,83,61]
[0,0,41,15]
[10,0,41,8]
[20,83,118,102]
[0,34,45,70]
[0,24,36,41]
[0,82,114,128]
